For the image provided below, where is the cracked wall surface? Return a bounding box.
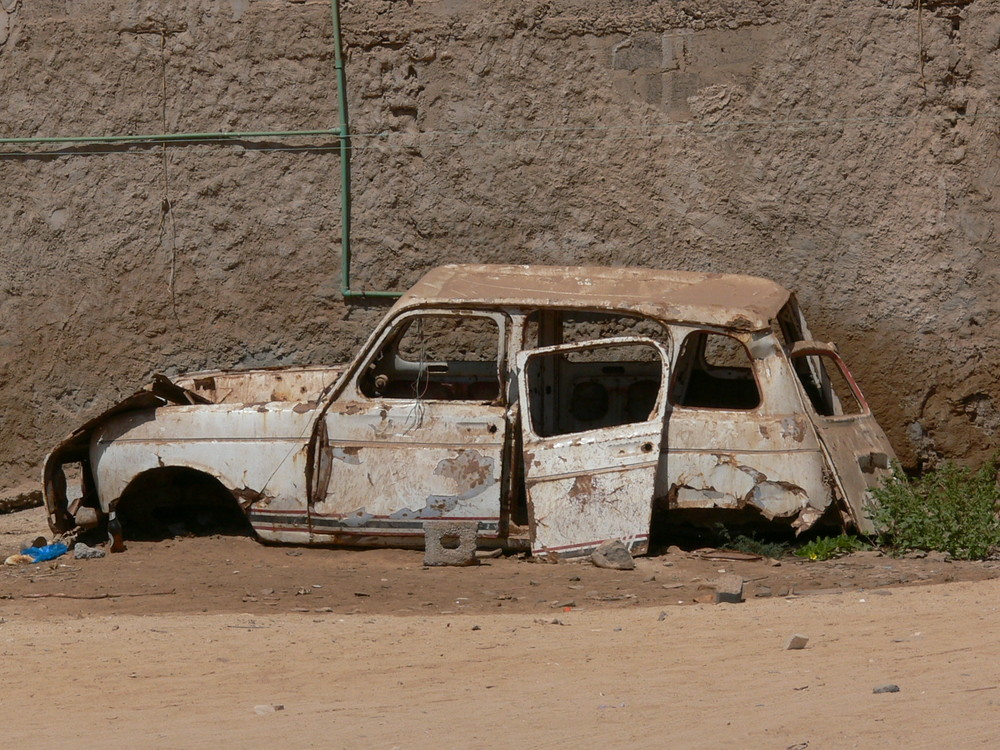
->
[2,0,1000,489]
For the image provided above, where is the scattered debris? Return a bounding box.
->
[4,554,34,566]
[591,539,636,570]
[692,548,763,562]
[657,611,667,621]
[21,535,47,551]
[254,704,285,715]
[873,684,900,694]
[0,486,43,515]
[73,542,106,560]
[17,589,176,600]
[19,542,68,563]
[785,634,810,650]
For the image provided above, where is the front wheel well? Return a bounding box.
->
[113,466,253,541]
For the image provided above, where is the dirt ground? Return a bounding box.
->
[2,506,1000,748]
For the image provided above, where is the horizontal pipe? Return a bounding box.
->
[341,289,404,299]
[0,128,341,146]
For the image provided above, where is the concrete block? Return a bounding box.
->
[713,573,745,604]
[423,520,479,567]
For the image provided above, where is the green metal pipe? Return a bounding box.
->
[331,0,402,300]
[0,129,340,146]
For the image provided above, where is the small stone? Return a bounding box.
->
[666,545,683,555]
[21,536,47,552]
[785,634,809,650]
[471,625,481,631]
[73,542,106,560]
[873,684,900,694]
[254,704,285,715]
[591,539,636,570]
[713,574,745,604]
[657,611,667,621]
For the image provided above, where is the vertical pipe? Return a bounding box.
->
[331,0,353,297]
[331,0,402,299]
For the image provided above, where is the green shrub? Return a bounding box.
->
[795,534,869,561]
[869,458,1000,560]
[712,525,789,559]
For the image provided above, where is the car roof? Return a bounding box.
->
[396,264,791,331]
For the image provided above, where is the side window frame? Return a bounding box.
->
[668,328,764,412]
[350,308,509,403]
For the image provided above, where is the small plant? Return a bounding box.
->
[795,534,869,561]
[869,457,1000,560]
[713,525,789,559]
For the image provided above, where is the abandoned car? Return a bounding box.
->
[43,264,896,558]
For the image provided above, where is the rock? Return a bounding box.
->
[657,611,667,621]
[591,539,636,570]
[713,573,745,604]
[21,536,47,552]
[73,542,106,560]
[785,634,809,650]
[666,545,684,555]
[873,684,900,694]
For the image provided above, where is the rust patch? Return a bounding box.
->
[567,474,595,508]
[231,487,266,511]
[434,449,494,490]
[292,401,318,414]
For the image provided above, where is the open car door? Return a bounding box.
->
[515,337,670,559]
[789,342,896,534]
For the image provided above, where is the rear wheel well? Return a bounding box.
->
[113,467,253,540]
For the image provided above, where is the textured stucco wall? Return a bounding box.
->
[2,0,999,491]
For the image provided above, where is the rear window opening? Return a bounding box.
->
[791,351,865,417]
[670,330,761,410]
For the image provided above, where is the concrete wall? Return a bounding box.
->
[2,0,999,491]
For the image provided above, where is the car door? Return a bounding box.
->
[311,309,510,545]
[788,342,896,534]
[515,337,670,558]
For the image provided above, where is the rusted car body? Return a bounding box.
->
[43,265,896,557]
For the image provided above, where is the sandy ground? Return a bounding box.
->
[2,506,999,748]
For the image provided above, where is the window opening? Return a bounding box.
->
[523,310,671,353]
[359,314,501,401]
[670,331,761,410]
[790,352,864,417]
[524,340,663,438]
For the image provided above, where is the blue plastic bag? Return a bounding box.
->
[20,543,68,563]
